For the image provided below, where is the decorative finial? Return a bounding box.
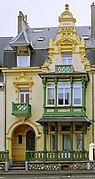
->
[65,4,69,11]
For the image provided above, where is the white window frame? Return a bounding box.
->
[62,54,72,65]
[46,82,55,106]
[17,56,30,67]
[19,89,29,103]
[57,82,71,106]
[73,82,82,106]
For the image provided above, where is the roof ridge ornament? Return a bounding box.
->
[65,4,69,11]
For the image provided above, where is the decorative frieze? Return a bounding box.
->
[27,162,93,171]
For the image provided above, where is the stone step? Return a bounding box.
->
[9,161,25,170]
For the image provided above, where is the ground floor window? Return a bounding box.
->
[51,134,56,150]
[76,134,82,151]
[62,134,71,150]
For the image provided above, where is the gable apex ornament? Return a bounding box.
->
[65,4,69,11]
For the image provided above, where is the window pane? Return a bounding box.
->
[58,83,70,106]
[51,135,55,150]
[62,135,71,150]
[58,88,63,105]
[18,135,22,144]
[47,88,54,105]
[68,58,72,65]
[17,56,30,67]
[19,89,29,103]
[26,94,29,103]
[62,59,67,65]
[65,88,70,105]
[73,83,82,105]
[20,94,24,103]
[47,83,55,105]
[62,54,72,65]
[76,134,82,151]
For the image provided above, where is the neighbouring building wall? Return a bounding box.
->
[0,86,5,151]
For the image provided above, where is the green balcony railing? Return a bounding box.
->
[0,150,9,162]
[26,150,89,162]
[12,102,31,116]
[55,65,74,73]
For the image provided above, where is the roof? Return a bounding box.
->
[0,37,13,66]
[0,26,95,67]
[37,116,91,126]
[10,30,30,47]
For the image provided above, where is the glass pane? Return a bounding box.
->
[26,94,29,103]
[68,58,72,65]
[65,88,70,105]
[20,94,24,103]
[18,56,30,67]
[18,135,22,144]
[62,59,67,65]
[58,88,63,105]
[73,87,81,105]
[62,135,71,150]
[74,88,81,98]
[47,88,54,105]
[51,135,55,150]
[76,134,82,151]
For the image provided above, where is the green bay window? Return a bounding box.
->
[46,81,83,108]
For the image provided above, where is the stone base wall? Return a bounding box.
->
[28,161,93,171]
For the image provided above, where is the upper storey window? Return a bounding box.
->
[73,83,82,106]
[46,83,55,106]
[62,54,72,65]
[58,83,70,106]
[19,88,29,103]
[17,56,30,67]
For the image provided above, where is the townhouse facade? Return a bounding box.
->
[0,3,95,168]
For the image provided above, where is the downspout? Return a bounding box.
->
[92,71,94,143]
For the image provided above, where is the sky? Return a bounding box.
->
[0,0,93,37]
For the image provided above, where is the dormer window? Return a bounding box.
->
[17,56,30,67]
[62,53,72,65]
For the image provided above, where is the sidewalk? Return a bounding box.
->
[0,169,95,176]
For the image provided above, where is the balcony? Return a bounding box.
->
[55,65,74,73]
[12,102,31,118]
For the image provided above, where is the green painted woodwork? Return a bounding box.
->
[42,77,46,106]
[0,151,9,162]
[82,123,85,150]
[26,150,89,161]
[43,124,47,151]
[55,77,57,107]
[55,123,58,160]
[43,106,85,117]
[26,130,35,150]
[12,102,31,116]
[55,65,74,73]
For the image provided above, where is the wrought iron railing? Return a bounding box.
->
[26,150,89,161]
[0,151,9,162]
[12,102,31,116]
